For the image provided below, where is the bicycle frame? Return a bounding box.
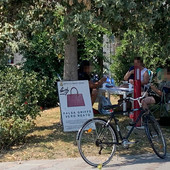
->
[78,91,148,145]
[106,107,145,145]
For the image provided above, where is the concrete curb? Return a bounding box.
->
[0,153,170,170]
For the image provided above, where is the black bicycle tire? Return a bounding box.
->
[77,118,118,167]
[145,115,166,159]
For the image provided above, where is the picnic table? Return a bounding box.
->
[99,85,133,111]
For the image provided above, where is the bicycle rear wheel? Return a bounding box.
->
[145,115,166,158]
[77,118,117,167]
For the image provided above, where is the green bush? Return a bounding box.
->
[21,31,63,107]
[37,78,59,108]
[0,66,48,148]
[0,116,34,148]
[0,66,49,119]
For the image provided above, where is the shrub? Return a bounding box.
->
[0,66,48,148]
[21,31,63,107]
[37,78,59,108]
[0,116,34,148]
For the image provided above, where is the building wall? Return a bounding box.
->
[14,53,25,64]
[8,53,25,65]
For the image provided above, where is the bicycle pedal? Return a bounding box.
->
[122,139,136,149]
[127,141,136,145]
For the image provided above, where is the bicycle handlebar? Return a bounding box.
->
[127,82,151,102]
[119,91,147,103]
[127,91,147,102]
[117,83,151,108]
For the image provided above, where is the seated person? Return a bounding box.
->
[78,60,106,106]
[124,57,149,87]
[157,67,170,83]
[142,85,170,110]
[142,67,170,110]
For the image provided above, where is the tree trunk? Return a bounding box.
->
[63,36,78,81]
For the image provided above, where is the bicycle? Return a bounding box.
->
[76,92,167,167]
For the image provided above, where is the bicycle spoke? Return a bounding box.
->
[145,115,166,159]
[77,118,117,167]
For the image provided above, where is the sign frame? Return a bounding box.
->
[57,80,94,132]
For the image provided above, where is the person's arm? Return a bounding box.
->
[124,70,134,81]
[151,85,162,96]
[98,77,107,86]
[141,71,149,85]
[89,77,106,89]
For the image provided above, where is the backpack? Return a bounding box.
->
[98,96,112,115]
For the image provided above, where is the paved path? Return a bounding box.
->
[0,153,170,170]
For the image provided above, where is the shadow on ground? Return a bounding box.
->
[104,153,170,169]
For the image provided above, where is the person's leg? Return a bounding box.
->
[91,89,98,106]
[142,96,155,110]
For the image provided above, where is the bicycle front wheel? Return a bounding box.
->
[77,118,117,167]
[145,115,166,159]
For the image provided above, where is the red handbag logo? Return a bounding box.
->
[67,87,85,107]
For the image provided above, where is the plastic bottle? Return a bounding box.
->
[106,76,111,83]
[111,78,115,87]
[129,83,132,91]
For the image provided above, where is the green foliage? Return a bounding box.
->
[0,66,49,148]
[1,0,169,76]
[38,78,59,108]
[0,67,48,119]
[111,30,169,84]
[0,116,34,148]
[20,31,63,107]
[78,30,109,77]
[21,31,63,78]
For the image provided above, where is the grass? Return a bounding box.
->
[0,96,170,162]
